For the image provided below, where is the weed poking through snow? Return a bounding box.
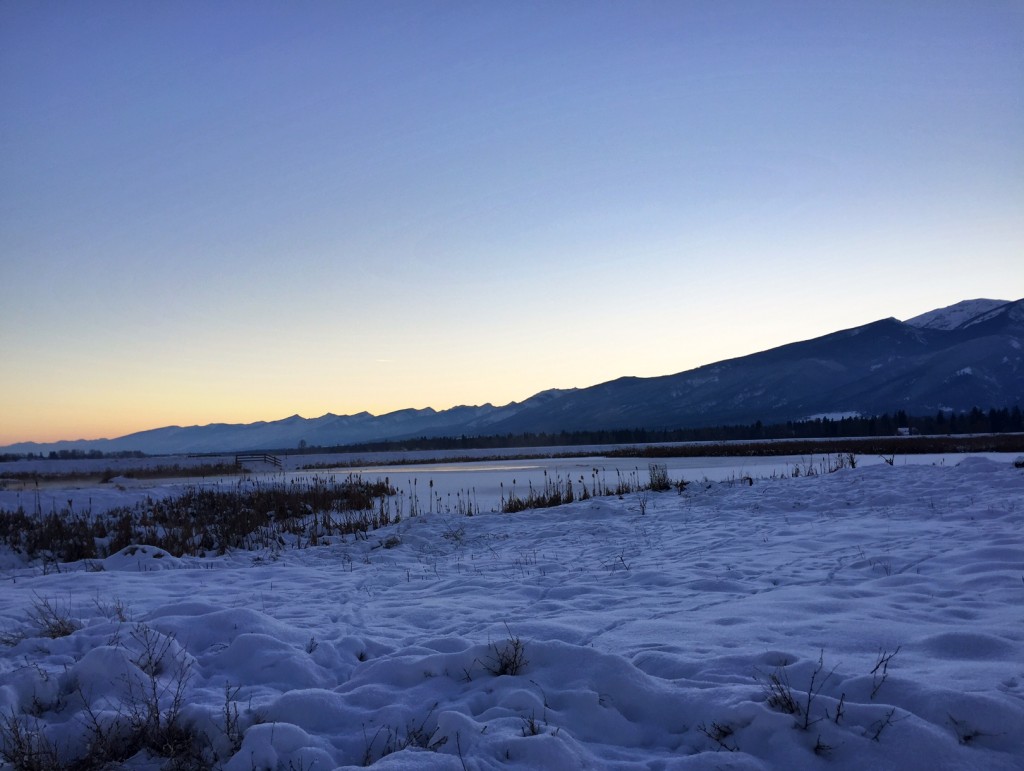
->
[483,625,528,677]
[870,646,900,699]
[697,721,738,752]
[759,650,837,730]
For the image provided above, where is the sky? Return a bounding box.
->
[1,1,1022,445]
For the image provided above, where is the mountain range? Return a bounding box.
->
[6,298,1022,455]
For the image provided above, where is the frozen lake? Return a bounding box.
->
[334,451,1016,513]
[3,449,1019,516]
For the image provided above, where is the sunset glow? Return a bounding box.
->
[2,2,1022,445]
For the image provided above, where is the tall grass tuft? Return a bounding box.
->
[0,475,396,563]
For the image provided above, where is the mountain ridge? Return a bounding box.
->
[5,298,1021,455]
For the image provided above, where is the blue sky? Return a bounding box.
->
[2,1,1022,443]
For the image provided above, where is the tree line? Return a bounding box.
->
[3,406,1020,462]
[289,405,1023,454]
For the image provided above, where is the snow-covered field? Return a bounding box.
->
[1,457,1022,769]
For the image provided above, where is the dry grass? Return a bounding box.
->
[0,475,396,563]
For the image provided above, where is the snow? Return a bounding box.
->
[1,458,1023,769]
[801,412,862,421]
[903,299,1008,330]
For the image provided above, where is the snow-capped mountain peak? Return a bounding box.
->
[903,299,1008,330]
